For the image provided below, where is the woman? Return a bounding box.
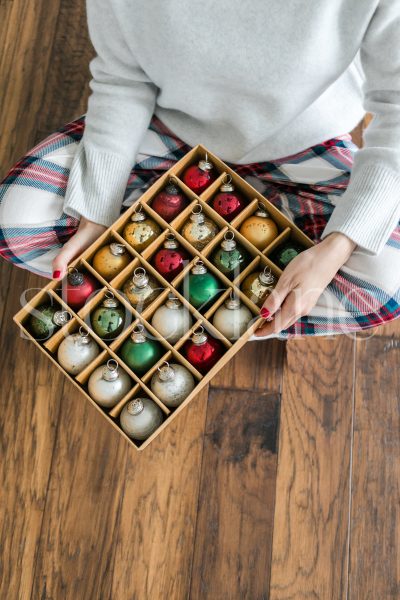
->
[1,0,400,339]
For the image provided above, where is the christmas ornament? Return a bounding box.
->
[57,327,100,375]
[88,359,131,408]
[122,267,161,311]
[90,292,125,341]
[120,397,164,441]
[210,231,249,279]
[151,295,193,344]
[270,242,303,269]
[182,326,224,374]
[150,361,195,408]
[183,261,221,310]
[119,324,164,376]
[151,178,188,222]
[63,267,98,310]
[151,233,189,282]
[210,174,246,221]
[212,291,253,341]
[92,242,131,281]
[28,304,71,341]
[122,204,162,252]
[239,203,279,251]
[181,204,218,251]
[182,152,217,194]
[241,266,277,307]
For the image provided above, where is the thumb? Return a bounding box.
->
[260,277,291,318]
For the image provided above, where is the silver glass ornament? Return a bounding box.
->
[151,295,193,344]
[212,291,253,341]
[150,361,195,407]
[120,397,164,441]
[88,359,131,408]
[57,326,100,375]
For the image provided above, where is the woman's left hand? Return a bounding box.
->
[254,232,357,337]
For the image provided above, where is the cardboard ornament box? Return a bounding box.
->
[14,144,313,451]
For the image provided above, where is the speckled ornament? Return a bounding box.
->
[239,204,279,251]
[120,397,164,441]
[122,204,161,252]
[88,359,131,408]
[122,267,161,311]
[181,204,218,251]
[151,178,188,222]
[151,361,195,408]
[28,303,71,341]
[210,174,247,221]
[92,242,131,281]
[270,242,304,269]
[241,266,277,307]
[90,292,125,340]
[210,231,249,279]
[151,233,189,282]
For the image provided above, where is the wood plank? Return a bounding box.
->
[210,338,285,393]
[347,336,400,599]
[0,269,63,600]
[109,387,209,600]
[269,336,355,599]
[189,387,279,600]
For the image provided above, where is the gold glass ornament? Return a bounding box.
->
[122,204,161,252]
[239,203,278,250]
[122,267,161,311]
[181,204,218,251]
[241,266,277,307]
[92,242,131,281]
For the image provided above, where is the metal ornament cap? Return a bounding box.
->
[102,291,119,309]
[130,324,147,344]
[224,291,241,310]
[190,205,205,224]
[220,231,236,252]
[191,326,208,345]
[219,174,235,193]
[132,267,149,289]
[109,243,126,256]
[157,362,175,382]
[165,295,182,310]
[259,266,276,286]
[164,180,180,195]
[163,233,179,250]
[52,310,72,326]
[67,268,84,286]
[130,204,147,222]
[254,203,270,218]
[198,153,214,172]
[191,260,208,275]
[102,359,120,381]
[127,398,145,415]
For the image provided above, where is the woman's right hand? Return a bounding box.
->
[52,217,107,280]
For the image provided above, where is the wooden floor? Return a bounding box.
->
[1,2,399,599]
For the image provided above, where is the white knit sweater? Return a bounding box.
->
[64,0,400,255]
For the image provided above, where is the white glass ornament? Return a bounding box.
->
[57,327,100,375]
[120,397,164,441]
[151,296,193,344]
[151,361,195,407]
[88,359,131,408]
[212,292,253,341]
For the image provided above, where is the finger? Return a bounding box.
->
[51,227,102,279]
[256,290,301,336]
[260,276,291,319]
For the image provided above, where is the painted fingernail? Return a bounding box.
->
[260,308,270,318]
[52,270,61,279]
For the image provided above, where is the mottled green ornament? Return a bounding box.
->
[28,303,71,341]
[270,243,303,269]
[210,231,249,279]
[119,324,164,376]
[183,261,221,310]
[90,293,125,341]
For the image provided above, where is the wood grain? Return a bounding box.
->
[269,337,355,600]
[347,336,400,599]
[189,387,280,600]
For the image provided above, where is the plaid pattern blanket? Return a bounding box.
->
[1,113,399,339]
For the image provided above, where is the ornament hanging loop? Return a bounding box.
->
[78,326,91,344]
[192,204,203,215]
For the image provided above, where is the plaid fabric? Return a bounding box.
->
[1,113,399,339]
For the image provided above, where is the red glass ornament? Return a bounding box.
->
[211,174,246,221]
[182,328,224,374]
[152,234,189,282]
[63,269,98,310]
[151,180,188,222]
[182,155,216,194]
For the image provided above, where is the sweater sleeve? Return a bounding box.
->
[63,0,158,227]
[320,0,400,255]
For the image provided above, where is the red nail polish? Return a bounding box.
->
[261,308,270,318]
[53,270,61,279]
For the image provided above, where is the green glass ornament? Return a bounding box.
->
[90,292,125,341]
[119,324,164,376]
[183,261,221,310]
[270,242,303,269]
[210,231,249,279]
[28,303,71,341]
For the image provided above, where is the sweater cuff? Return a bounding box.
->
[321,164,400,256]
[63,143,134,227]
